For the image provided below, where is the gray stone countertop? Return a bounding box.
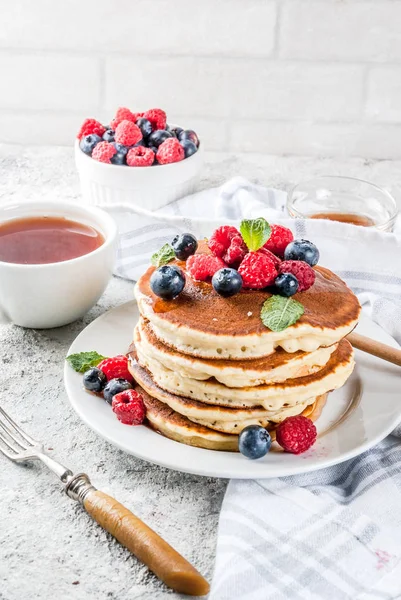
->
[1,145,401,600]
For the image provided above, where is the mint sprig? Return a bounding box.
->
[240,218,271,252]
[66,351,107,373]
[151,243,175,267]
[261,296,304,332]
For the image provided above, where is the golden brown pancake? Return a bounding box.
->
[129,338,354,410]
[139,383,328,451]
[134,242,360,359]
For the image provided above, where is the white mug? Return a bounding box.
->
[0,201,118,328]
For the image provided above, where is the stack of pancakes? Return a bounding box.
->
[130,248,360,451]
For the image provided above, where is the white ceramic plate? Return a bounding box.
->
[64,301,401,479]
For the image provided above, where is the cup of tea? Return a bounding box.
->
[287,176,398,232]
[0,201,117,328]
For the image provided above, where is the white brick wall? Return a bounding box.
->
[0,0,401,158]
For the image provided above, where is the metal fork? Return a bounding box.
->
[0,406,209,597]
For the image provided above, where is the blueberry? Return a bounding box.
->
[275,273,299,297]
[83,367,107,393]
[170,126,184,138]
[150,265,185,300]
[111,152,126,165]
[103,378,133,405]
[212,268,243,298]
[136,117,153,139]
[148,129,172,148]
[148,146,158,164]
[79,134,102,155]
[113,142,130,156]
[134,140,146,148]
[171,233,198,260]
[284,239,320,267]
[239,425,272,460]
[179,129,199,147]
[103,129,115,143]
[180,139,198,159]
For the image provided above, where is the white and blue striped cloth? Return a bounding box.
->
[106,178,401,599]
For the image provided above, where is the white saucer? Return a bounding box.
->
[64,301,401,479]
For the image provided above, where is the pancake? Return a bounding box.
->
[131,359,321,433]
[130,338,354,410]
[140,383,328,451]
[135,319,337,387]
[134,242,361,360]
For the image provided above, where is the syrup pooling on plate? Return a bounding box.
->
[0,216,104,264]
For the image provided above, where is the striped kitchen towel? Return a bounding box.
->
[106,178,401,597]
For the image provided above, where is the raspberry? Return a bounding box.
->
[92,141,117,164]
[112,389,146,425]
[77,118,106,140]
[208,226,247,266]
[276,416,317,454]
[278,260,315,292]
[144,108,167,131]
[98,355,134,383]
[264,225,294,258]
[115,120,142,147]
[110,107,143,130]
[186,254,225,281]
[238,251,277,289]
[259,247,281,268]
[156,138,184,165]
[127,146,155,167]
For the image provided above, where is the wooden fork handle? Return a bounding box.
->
[347,332,401,367]
[83,489,210,597]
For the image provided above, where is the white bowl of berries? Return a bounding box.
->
[75,107,203,213]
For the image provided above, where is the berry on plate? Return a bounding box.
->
[239,425,272,459]
[148,129,172,148]
[278,260,316,291]
[115,120,142,147]
[83,367,107,392]
[263,224,294,258]
[238,251,277,289]
[179,129,199,147]
[126,146,155,167]
[212,268,243,297]
[276,416,317,454]
[103,378,133,405]
[143,108,167,131]
[112,389,146,425]
[77,118,106,140]
[208,226,247,266]
[110,107,143,130]
[92,141,117,164]
[79,134,102,155]
[156,138,185,165]
[186,254,225,281]
[284,239,320,267]
[180,139,198,158]
[258,247,281,267]
[171,233,198,260]
[98,355,133,383]
[150,265,186,299]
[275,272,299,297]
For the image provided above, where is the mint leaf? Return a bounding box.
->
[66,351,107,373]
[261,296,304,332]
[151,243,175,267]
[240,218,271,252]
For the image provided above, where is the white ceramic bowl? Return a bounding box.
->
[75,139,203,212]
[0,201,117,329]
